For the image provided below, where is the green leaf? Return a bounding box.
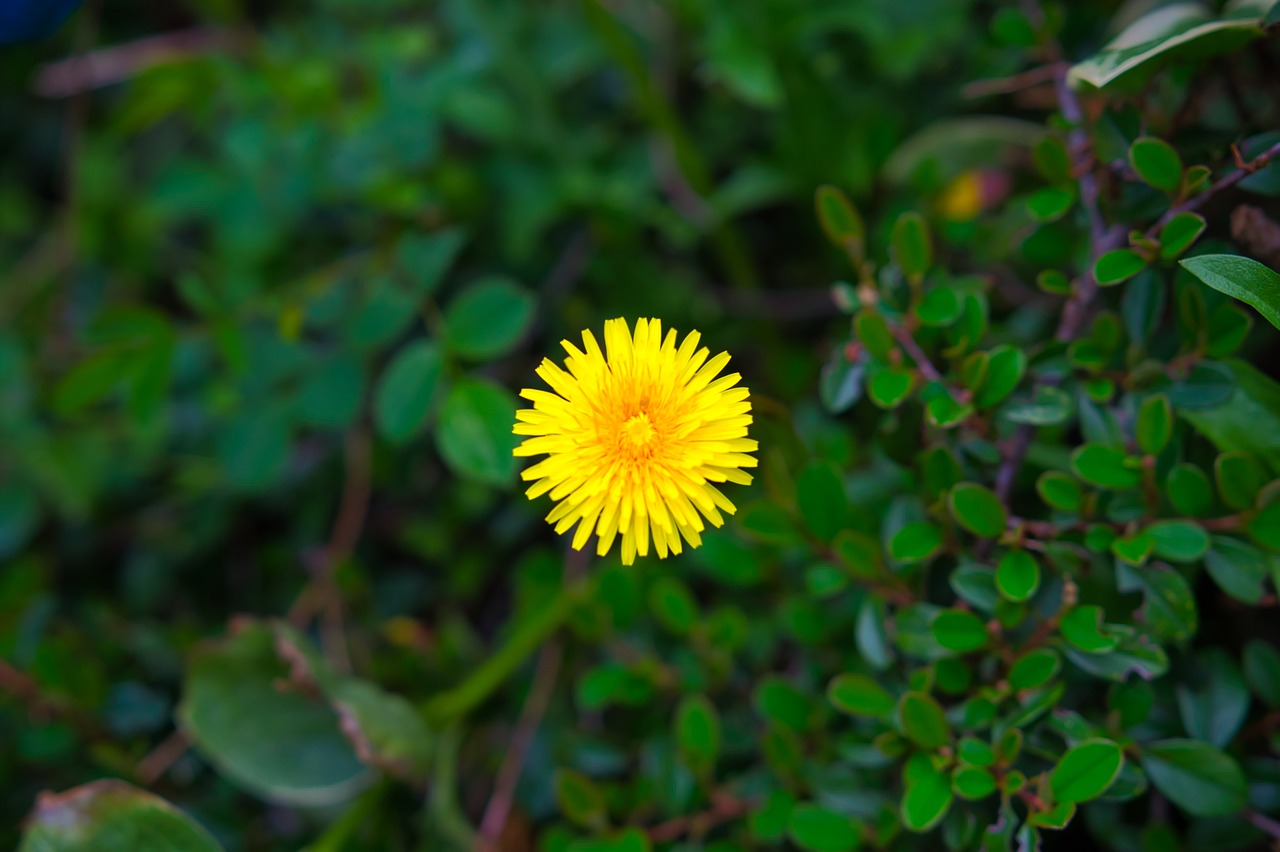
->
[1037,269,1072,295]
[1069,6,1267,90]
[1004,385,1073,426]
[892,212,933,279]
[932,609,990,653]
[374,341,442,444]
[1060,606,1118,654]
[296,353,366,430]
[788,804,861,852]
[349,278,417,350]
[996,550,1040,602]
[1026,186,1075,222]
[1175,649,1249,748]
[1037,471,1084,512]
[218,406,292,492]
[1243,640,1280,707]
[755,677,812,732]
[1116,563,1198,642]
[925,394,972,428]
[178,622,370,807]
[675,694,720,774]
[816,185,865,262]
[1204,536,1269,603]
[648,577,698,635]
[1071,444,1141,490]
[856,597,895,672]
[272,623,434,782]
[1159,212,1207,260]
[948,483,1007,538]
[1027,801,1075,830]
[855,311,897,361]
[1167,463,1214,516]
[952,765,998,800]
[1008,648,1062,690]
[443,276,536,360]
[1094,249,1148,286]
[1136,394,1172,455]
[395,227,467,295]
[1181,254,1280,331]
[1033,134,1072,183]
[828,674,896,719]
[959,738,996,767]
[868,368,915,409]
[889,522,943,563]
[796,462,849,540]
[974,345,1026,409]
[554,769,608,829]
[1145,520,1209,563]
[751,790,795,842]
[1129,137,1183,192]
[899,691,951,750]
[1216,452,1267,510]
[915,287,962,327]
[900,753,954,832]
[18,780,223,852]
[1112,531,1154,566]
[1050,739,1124,804]
[565,829,651,852]
[1140,739,1247,817]
[1063,627,1169,682]
[437,378,519,485]
[1251,499,1280,549]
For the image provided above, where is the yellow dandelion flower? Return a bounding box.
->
[513,317,757,566]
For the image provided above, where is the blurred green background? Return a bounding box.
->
[0,0,1196,849]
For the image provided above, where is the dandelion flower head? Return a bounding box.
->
[513,318,757,565]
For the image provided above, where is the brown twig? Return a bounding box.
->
[1150,138,1280,234]
[287,428,372,672]
[647,791,754,843]
[476,640,564,849]
[887,319,944,384]
[962,63,1065,99]
[136,730,190,785]
[1244,809,1280,841]
[34,28,245,98]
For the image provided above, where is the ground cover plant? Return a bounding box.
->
[5,0,1280,850]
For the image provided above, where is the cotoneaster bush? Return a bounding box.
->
[7,2,1280,851]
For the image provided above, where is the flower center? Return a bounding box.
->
[620,412,657,451]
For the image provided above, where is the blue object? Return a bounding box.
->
[0,0,84,44]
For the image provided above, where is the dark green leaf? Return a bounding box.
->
[1094,250,1148,286]
[1159,212,1207,260]
[868,368,915,409]
[18,781,223,852]
[996,550,1040,602]
[915,287,962,327]
[1008,648,1061,690]
[855,311,896,361]
[889,522,943,563]
[948,483,1007,538]
[178,622,370,806]
[1136,394,1172,455]
[797,462,849,540]
[1146,520,1209,563]
[788,804,861,852]
[899,691,950,750]
[1037,471,1084,512]
[443,276,536,360]
[1167,464,1214,516]
[1243,640,1280,707]
[1204,536,1269,603]
[554,769,607,829]
[395,228,467,295]
[893,212,933,279]
[1050,739,1124,804]
[1060,606,1118,653]
[374,341,442,444]
[1071,444,1142,490]
[816,185,865,261]
[1175,649,1249,748]
[1181,254,1280,331]
[932,609,990,653]
[1140,739,1247,817]
[1026,186,1075,222]
[974,346,1027,409]
[952,765,998,800]
[437,378,519,485]
[1129,137,1183,192]
[828,674,895,719]
[648,577,698,635]
[675,694,720,773]
[900,753,953,832]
